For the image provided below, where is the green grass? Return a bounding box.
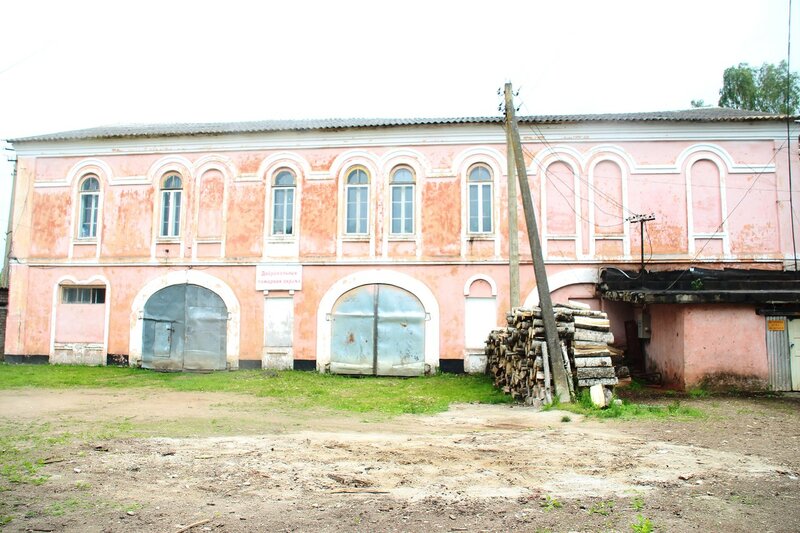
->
[0,364,511,415]
[546,390,705,420]
[687,385,711,398]
[45,497,83,517]
[631,495,645,511]
[0,421,70,487]
[631,514,654,533]
[540,495,562,511]
[589,500,615,516]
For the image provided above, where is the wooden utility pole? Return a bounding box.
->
[506,124,520,308]
[503,82,571,403]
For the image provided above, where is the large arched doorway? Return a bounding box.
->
[330,284,425,376]
[142,283,228,371]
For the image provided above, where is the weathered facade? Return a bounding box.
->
[5,109,800,388]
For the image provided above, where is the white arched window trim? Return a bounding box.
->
[684,154,730,257]
[64,160,112,261]
[335,156,380,258]
[380,151,427,259]
[540,156,582,260]
[587,156,631,259]
[148,157,193,259]
[258,154,309,259]
[453,147,504,258]
[68,168,107,261]
[192,155,235,260]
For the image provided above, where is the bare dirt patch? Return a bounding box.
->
[1,389,799,532]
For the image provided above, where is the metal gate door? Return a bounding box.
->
[789,318,800,390]
[142,284,228,371]
[330,284,425,376]
[766,316,792,391]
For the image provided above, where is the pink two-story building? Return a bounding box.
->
[5,109,800,389]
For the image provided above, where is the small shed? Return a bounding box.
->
[599,268,800,391]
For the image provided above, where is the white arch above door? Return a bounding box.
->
[316,269,440,371]
[523,267,600,307]
[128,270,241,368]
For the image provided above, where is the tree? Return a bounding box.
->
[717,60,799,114]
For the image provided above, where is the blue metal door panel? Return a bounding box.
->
[330,284,425,376]
[330,286,376,375]
[183,285,227,371]
[376,285,425,376]
[142,284,186,371]
[153,322,173,358]
[142,284,227,371]
[184,305,227,370]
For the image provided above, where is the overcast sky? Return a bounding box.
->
[0,0,797,255]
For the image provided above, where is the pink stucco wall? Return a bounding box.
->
[682,305,768,388]
[6,123,798,372]
[55,303,105,343]
[645,304,685,387]
[644,304,768,389]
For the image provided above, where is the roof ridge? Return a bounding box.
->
[8,108,796,143]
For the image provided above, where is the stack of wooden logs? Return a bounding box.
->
[485,302,618,405]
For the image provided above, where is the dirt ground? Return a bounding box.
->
[1,388,799,532]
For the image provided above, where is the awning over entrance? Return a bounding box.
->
[599,268,800,306]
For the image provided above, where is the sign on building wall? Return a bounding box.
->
[767,319,786,332]
[256,265,303,291]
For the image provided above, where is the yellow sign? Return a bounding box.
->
[767,319,785,331]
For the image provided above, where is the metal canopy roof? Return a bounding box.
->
[599,267,800,305]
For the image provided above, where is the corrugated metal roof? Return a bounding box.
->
[8,108,794,143]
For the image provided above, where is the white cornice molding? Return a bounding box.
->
[530,142,776,176]
[19,255,783,267]
[13,122,798,158]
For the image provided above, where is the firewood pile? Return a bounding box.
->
[485,301,618,405]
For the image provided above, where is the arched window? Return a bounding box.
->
[345,167,369,235]
[272,169,296,236]
[160,174,183,238]
[78,175,100,238]
[390,166,414,234]
[468,164,492,233]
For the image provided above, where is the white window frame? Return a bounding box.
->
[345,167,369,236]
[468,164,493,234]
[271,169,296,236]
[390,166,415,236]
[160,174,183,238]
[62,286,106,304]
[78,176,100,239]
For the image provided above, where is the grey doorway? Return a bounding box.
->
[330,284,426,376]
[142,284,228,371]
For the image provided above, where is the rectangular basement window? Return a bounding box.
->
[62,287,106,304]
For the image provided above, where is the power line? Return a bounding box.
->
[511,93,789,277]
[523,125,633,218]
[515,114,661,274]
[519,102,634,217]
[520,143,627,227]
[663,139,787,290]
[786,0,797,270]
